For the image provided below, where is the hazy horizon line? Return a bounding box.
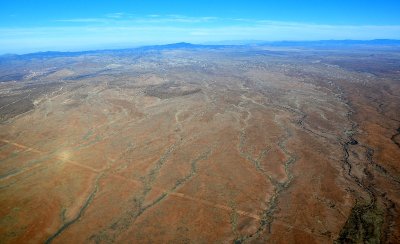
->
[2,38,400,56]
[2,13,400,55]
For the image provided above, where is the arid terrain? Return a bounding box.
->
[0,43,399,243]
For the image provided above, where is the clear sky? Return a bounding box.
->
[1,0,400,54]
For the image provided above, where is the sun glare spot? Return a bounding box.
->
[59,151,71,161]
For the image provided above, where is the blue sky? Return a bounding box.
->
[1,0,400,54]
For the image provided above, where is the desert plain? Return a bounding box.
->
[0,43,399,243]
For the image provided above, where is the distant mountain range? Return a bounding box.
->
[255,39,400,46]
[1,40,400,59]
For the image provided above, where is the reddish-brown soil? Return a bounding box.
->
[0,46,399,243]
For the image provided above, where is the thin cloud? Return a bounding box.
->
[105,12,125,19]
[56,14,220,25]
[55,18,109,23]
[2,15,400,53]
